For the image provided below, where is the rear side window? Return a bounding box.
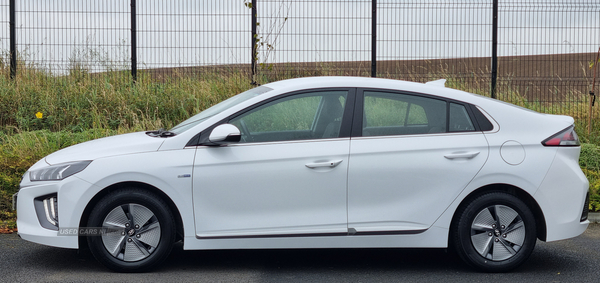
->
[361,91,485,137]
[449,103,475,132]
[362,91,446,136]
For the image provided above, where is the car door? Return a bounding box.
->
[193,89,354,238]
[347,89,489,234]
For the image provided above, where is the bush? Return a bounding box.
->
[580,143,600,212]
[580,143,600,171]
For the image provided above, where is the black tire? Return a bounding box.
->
[451,192,537,272]
[87,188,175,272]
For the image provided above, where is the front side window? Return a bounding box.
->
[230,91,348,143]
[362,91,446,136]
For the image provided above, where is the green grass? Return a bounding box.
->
[0,68,251,134]
[0,67,258,229]
[0,129,121,220]
[1,65,599,232]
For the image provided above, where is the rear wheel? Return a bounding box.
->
[452,192,537,272]
[87,188,175,272]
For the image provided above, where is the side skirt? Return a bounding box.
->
[183,226,448,250]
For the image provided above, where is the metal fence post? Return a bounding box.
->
[131,0,137,82]
[491,0,498,98]
[251,0,257,84]
[9,0,16,80]
[371,0,377,78]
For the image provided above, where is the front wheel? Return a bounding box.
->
[452,192,537,272]
[87,188,175,272]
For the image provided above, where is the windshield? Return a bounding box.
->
[169,86,273,134]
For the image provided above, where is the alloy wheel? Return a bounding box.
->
[101,203,162,262]
[470,205,526,261]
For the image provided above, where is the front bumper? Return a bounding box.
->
[17,175,95,249]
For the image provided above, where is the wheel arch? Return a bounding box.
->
[449,183,547,244]
[78,181,185,250]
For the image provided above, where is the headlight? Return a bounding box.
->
[29,160,92,181]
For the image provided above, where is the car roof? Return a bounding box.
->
[262,76,480,103]
[264,76,426,91]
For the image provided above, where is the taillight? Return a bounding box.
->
[542,125,580,146]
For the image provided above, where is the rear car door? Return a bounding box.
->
[347,89,489,234]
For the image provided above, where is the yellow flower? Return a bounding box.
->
[35,112,43,119]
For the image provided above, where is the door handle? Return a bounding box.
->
[305,160,343,168]
[444,151,480,159]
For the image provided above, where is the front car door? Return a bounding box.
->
[347,89,489,233]
[193,89,354,238]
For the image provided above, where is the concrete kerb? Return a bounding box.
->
[589,212,600,223]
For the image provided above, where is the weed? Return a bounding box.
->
[1,64,600,224]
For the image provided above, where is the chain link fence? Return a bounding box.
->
[137,0,250,80]
[497,1,599,115]
[254,0,372,79]
[14,0,129,75]
[0,0,9,69]
[376,0,493,92]
[1,0,599,117]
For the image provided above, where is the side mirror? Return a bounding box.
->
[208,124,241,145]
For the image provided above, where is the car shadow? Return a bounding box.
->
[162,243,468,272]
[12,237,585,278]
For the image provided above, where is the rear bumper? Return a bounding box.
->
[581,191,590,221]
[535,146,589,242]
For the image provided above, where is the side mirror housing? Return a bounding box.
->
[208,124,241,145]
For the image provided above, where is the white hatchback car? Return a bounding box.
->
[16,77,589,272]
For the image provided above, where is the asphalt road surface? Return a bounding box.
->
[1,224,599,282]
